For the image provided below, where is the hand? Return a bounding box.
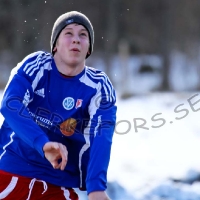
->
[88,191,111,200]
[43,142,68,170]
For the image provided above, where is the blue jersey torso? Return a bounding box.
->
[0,51,117,193]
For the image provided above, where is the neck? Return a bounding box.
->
[53,54,85,76]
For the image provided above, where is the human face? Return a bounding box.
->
[54,23,90,67]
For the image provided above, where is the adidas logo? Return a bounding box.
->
[35,88,45,98]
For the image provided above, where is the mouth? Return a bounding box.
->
[71,48,80,52]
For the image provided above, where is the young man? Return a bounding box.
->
[0,11,116,200]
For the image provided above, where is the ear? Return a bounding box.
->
[53,46,57,52]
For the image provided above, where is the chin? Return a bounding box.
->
[69,58,84,65]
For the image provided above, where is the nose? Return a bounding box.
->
[72,34,80,44]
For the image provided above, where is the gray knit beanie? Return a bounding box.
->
[51,11,94,58]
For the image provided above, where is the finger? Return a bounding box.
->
[52,155,66,170]
[59,145,68,170]
[55,162,62,170]
[52,161,59,169]
[60,148,68,170]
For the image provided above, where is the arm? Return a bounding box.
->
[1,61,49,156]
[1,52,68,170]
[86,76,117,195]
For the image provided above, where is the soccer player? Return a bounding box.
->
[0,11,117,200]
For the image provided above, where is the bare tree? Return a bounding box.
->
[104,0,120,83]
[159,0,172,91]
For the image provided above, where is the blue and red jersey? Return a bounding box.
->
[0,51,117,194]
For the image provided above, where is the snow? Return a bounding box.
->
[1,90,200,199]
[169,52,200,91]
[88,52,200,95]
[107,92,200,199]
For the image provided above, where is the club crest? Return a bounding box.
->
[62,97,74,110]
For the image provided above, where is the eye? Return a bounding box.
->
[80,32,87,36]
[65,32,72,35]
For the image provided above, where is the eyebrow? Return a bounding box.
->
[63,27,87,32]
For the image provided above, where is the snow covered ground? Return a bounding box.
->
[108,92,200,200]
[1,90,200,200]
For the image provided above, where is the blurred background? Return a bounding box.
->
[1,0,200,94]
[1,0,200,199]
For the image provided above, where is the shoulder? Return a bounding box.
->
[85,66,112,86]
[13,51,53,76]
[85,66,116,101]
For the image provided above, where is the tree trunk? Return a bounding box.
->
[159,0,172,91]
[104,0,120,84]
